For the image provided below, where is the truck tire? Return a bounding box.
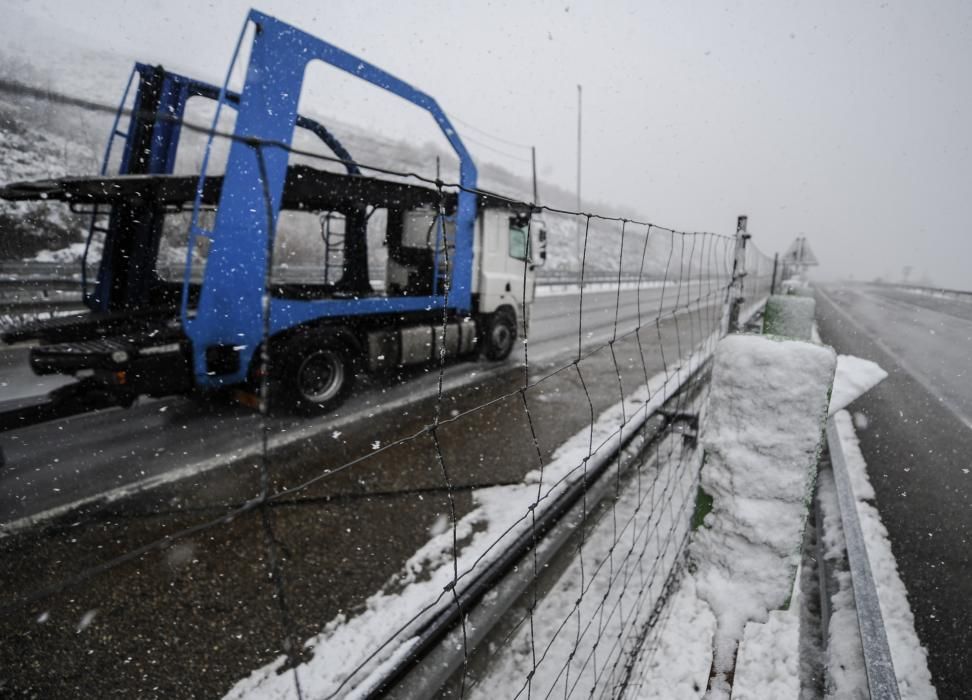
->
[271,332,356,415]
[482,309,517,361]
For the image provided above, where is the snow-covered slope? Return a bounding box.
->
[0,20,678,274]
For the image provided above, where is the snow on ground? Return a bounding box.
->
[464,433,701,700]
[224,345,711,700]
[780,278,813,297]
[624,333,835,700]
[716,346,933,699]
[826,411,936,700]
[444,322,935,699]
[31,241,94,264]
[0,109,98,259]
[815,462,868,698]
[719,348,933,699]
[624,576,715,699]
[229,303,891,700]
[829,355,888,416]
[731,580,801,700]
[891,285,972,303]
[691,335,835,698]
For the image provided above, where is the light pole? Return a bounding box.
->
[576,84,583,265]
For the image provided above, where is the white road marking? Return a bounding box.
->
[0,366,496,536]
[818,286,972,432]
[2,287,752,535]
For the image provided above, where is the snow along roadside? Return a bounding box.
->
[630,345,934,699]
[223,337,717,700]
[625,332,832,700]
[729,353,933,699]
[729,408,936,699]
[223,303,770,699]
[822,410,936,699]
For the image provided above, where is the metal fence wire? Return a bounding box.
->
[0,81,777,699]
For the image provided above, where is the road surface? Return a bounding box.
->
[0,280,729,698]
[816,284,972,699]
[0,283,722,527]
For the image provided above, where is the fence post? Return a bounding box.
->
[727,215,750,333]
[770,252,779,296]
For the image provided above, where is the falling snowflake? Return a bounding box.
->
[76,609,98,633]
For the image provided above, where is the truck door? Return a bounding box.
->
[476,209,538,314]
[507,214,537,305]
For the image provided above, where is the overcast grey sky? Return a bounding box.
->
[3,0,971,287]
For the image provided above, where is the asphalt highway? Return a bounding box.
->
[816,284,972,699]
[0,281,726,698]
[0,282,720,527]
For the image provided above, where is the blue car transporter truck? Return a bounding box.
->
[0,10,546,420]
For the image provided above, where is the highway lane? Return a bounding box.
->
[820,285,972,425]
[0,281,728,698]
[0,282,724,527]
[816,284,972,699]
[0,345,73,402]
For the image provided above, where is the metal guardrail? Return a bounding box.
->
[380,407,677,698]
[536,269,650,285]
[377,295,771,697]
[872,280,972,301]
[536,270,729,287]
[0,261,84,275]
[0,263,669,320]
[826,416,901,700]
[0,263,86,319]
[0,262,638,282]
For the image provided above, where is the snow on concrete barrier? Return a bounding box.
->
[762,294,815,340]
[691,334,836,697]
[780,278,814,297]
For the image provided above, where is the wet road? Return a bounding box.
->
[816,284,972,699]
[0,280,725,698]
[0,346,73,401]
[0,282,720,527]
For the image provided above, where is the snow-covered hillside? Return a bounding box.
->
[0,17,683,276]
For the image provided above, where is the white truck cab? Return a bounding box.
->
[386,204,546,319]
[473,208,542,316]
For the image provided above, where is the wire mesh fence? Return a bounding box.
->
[0,78,777,698]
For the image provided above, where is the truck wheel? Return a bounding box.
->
[483,309,517,361]
[272,334,356,415]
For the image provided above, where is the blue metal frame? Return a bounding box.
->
[135,64,362,177]
[86,59,363,314]
[184,10,479,387]
[83,66,138,310]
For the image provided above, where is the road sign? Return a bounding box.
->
[781,236,819,267]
